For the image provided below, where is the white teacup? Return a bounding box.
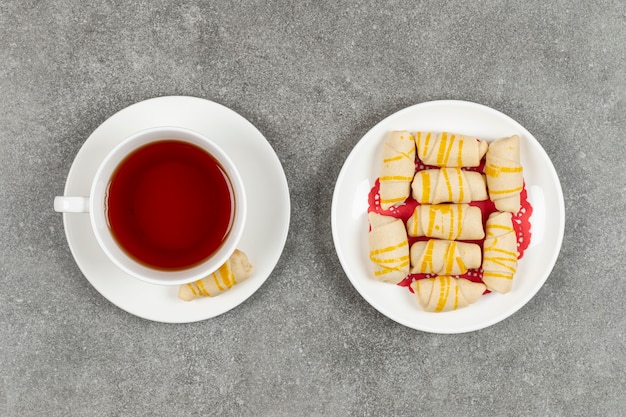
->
[55,126,246,286]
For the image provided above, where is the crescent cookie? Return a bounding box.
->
[410,276,486,312]
[415,131,488,167]
[368,212,410,284]
[412,167,488,204]
[406,203,485,240]
[481,212,518,294]
[410,239,482,275]
[485,135,523,213]
[178,250,254,301]
[378,130,416,209]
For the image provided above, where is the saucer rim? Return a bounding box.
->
[60,95,291,323]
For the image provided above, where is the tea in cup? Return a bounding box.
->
[54,126,246,286]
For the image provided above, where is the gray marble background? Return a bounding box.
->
[1,1,625,416]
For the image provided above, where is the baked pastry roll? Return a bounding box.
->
[411,168,488,204]
[406,204,484,240]
[410,276,486,312]
[485,135,523,213]
[482,212,518,294]
[378,130,416,209]
[414,131,488,167]
[178,250,254,301]
[368,212,410,284]
[410,239,482,275]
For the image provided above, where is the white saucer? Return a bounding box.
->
[60,96,290,323]
[331,100,565,334]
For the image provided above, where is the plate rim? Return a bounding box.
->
[331,99,565,333]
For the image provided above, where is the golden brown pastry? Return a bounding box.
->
[411,167,488,204]
[178,250,254,301]
[409,239,482,275]
[406,204,485,240]
[482,212,518,294]
[378,130,416,209]
[414,131,488,167]
[485,135,523,213]
[368,212,410,284]
[410,276,486,312]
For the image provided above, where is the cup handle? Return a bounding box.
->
[54,196,90,213]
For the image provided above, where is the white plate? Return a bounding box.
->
[60,96,290,323]
[331,100,564,334]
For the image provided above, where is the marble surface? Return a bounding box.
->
[1,1,625,416]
